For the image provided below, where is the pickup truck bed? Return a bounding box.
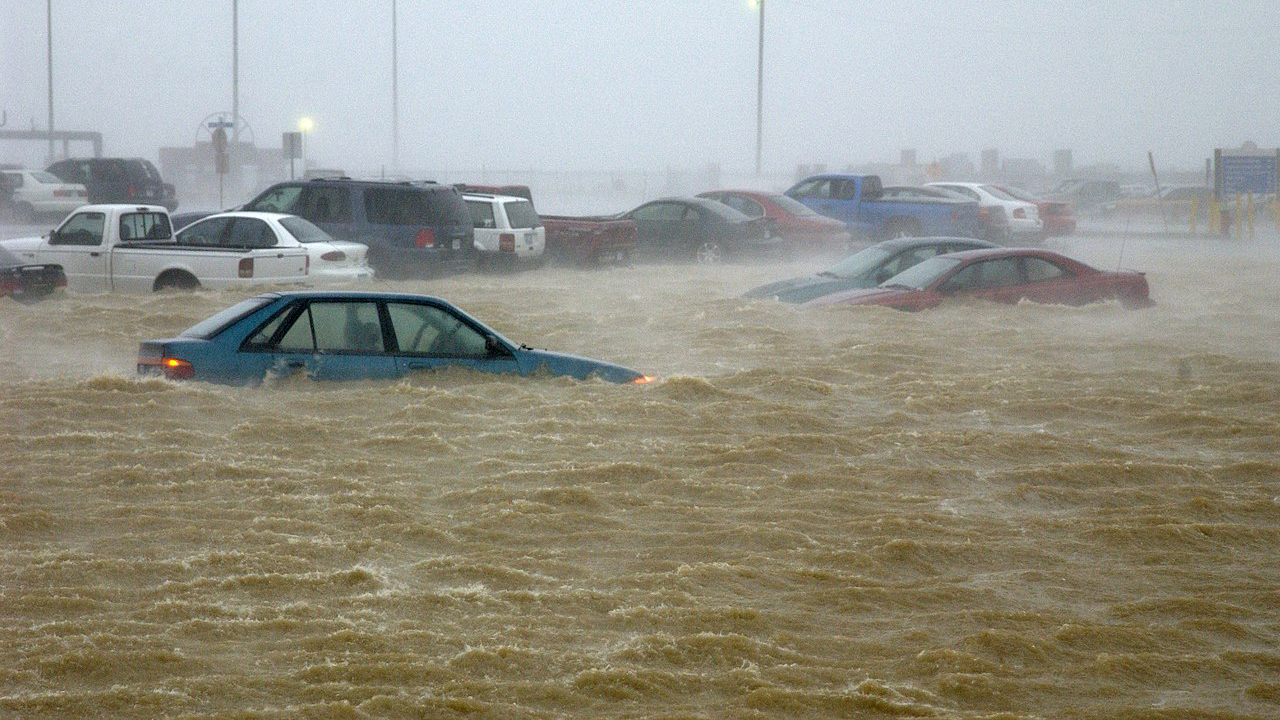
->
[540,215,636,265]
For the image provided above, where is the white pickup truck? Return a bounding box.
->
[0,204,309,292]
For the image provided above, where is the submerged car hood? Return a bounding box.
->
[801,286,912,307]
[743,272,872,303]
[518,348,645,384]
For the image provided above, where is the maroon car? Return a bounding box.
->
[802,248,1152,311]
[993,184,1077,238]
[697,189,850,248]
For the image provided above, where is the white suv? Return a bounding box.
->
[463,193,545,268]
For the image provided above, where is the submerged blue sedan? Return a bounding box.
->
[138,291,653,385]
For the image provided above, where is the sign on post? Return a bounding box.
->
[282,132,302,160]
[212,126,229,175]
[1214,145,1280,199]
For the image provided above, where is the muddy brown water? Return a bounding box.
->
[2,236,1279,719]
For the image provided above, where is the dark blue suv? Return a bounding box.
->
[242,179,476,277]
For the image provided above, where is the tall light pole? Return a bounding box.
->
[392,0,399,175]
[232,0,239,143]
[755,0,764,176]
[46,0,54,161]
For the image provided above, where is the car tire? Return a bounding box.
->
[695,241,724,264]
[154,271,200,292]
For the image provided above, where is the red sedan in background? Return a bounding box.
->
[992,184,1077,238]
[697,190,851,249]
[803,248,1152,311]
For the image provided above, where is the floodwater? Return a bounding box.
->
[2,235,1279,719]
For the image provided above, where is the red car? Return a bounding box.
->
[993,184,1077,237]
[802,248,1152,311]
[697,190,850,248]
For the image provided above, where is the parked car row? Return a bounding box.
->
[1,167,1091,302]
[746,238,1151,311]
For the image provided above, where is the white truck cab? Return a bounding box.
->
[463,193,545,268]
[0,204,309,292]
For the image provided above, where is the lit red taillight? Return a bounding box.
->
[415,229,436,248]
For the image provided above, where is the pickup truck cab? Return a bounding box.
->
[785,174,980,240]
[0,205,309,293]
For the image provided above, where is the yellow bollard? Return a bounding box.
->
[1189,194,1198,234]
[1211,198,1222,234]
[1235,194,1244,238]
[1247,192,1255,240]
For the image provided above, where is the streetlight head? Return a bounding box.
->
[299,117,314,132]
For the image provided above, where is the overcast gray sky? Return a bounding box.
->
[3,1,1278,176]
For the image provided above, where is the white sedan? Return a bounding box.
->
[1,169,88,222]
[927,182,1043,240]
[175,211,373,283]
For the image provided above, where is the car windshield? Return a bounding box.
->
[768,194,820,216]
[880,256,963,290]
[826,245,894,279]
[31,171,62,183]
[279,216,336,244]
[981,185,1020,201]
[180,296,276,339]
[995,185,1040,202]
[503,200,541,229]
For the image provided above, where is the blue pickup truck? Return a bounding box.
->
[785,174,980,240]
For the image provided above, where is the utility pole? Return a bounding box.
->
[232,0,239,142]
[47,0,54,161]
[392,0,399,175]
[755,0,764,176]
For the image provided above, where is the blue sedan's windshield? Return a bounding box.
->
[826,246,893,279]
[180,296,275,339]
[881,256,963,290]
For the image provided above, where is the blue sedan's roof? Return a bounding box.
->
[253,290,454,303]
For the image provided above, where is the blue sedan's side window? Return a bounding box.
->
[387,302,487,357]
[276,307,316,351]
[309,302,384,352]
[262,301,384,353]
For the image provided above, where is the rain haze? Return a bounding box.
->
[4,3,1280,720]
[4,1,1279,175]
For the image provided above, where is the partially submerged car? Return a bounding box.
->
[743,237,997,303]
[138,291,654,385]
[622,196,779,262]
[175,211,372,283]
[696,189,851,248]
[0,243,65,303]
[802,248,1153,311]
